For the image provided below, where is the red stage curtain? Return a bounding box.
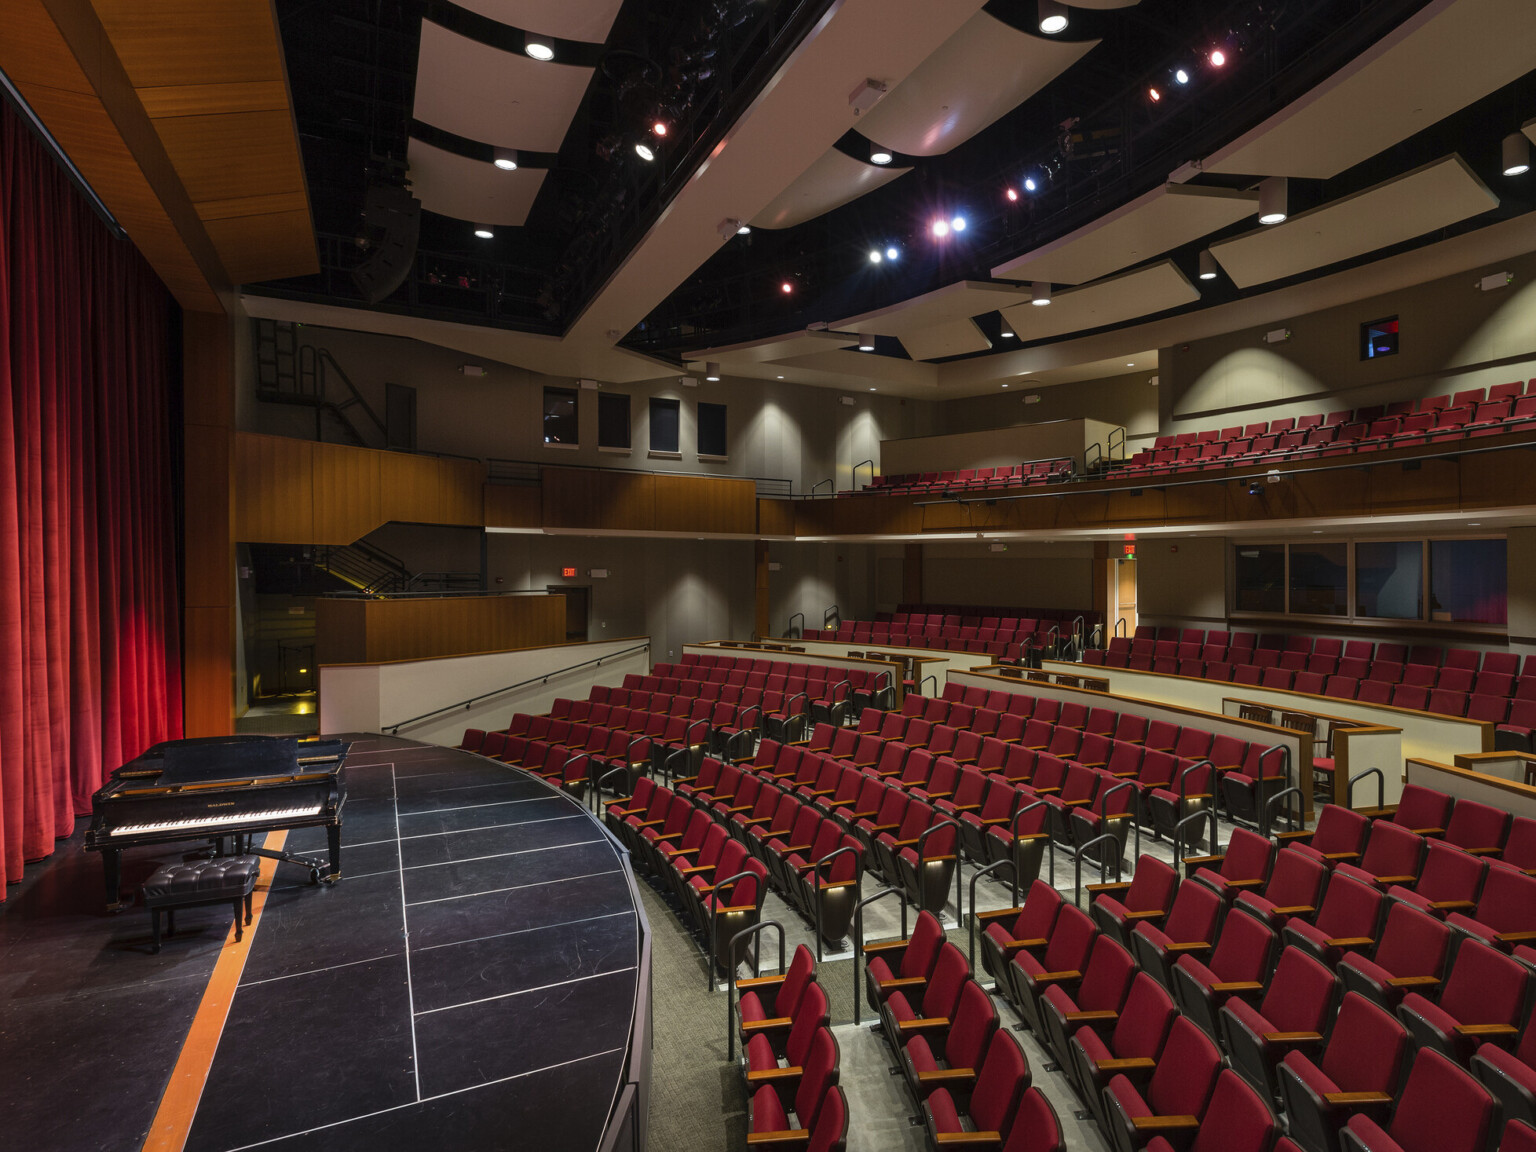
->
[0,100,182,894]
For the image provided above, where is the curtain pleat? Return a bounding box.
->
[0,100,182,893]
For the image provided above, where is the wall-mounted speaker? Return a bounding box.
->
[351,184,421,304]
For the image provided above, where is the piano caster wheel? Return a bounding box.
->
[322,872,341,885]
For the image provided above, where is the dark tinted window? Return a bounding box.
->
[543,387,578,445]
[698,402,727,457]
[598,392,630,449]
[649,397,680,453]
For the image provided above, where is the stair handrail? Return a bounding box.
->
[822,604,840,631]
[787,612,805,638]
[381,641,651,734]
[810,478,833,496]
[852,459,875,490]
[1109,425,1127,462]
[726,920,786,1048]
[315,347,387,442]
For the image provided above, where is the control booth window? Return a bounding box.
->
[649,396,680,454]
[1361,316,1399,360]
[543,386,578,446]
[698,402,727,458]
[598,391,630,450]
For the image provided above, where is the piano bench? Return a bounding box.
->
[142,857,260,954]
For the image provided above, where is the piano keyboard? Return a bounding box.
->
[111,804,323,836]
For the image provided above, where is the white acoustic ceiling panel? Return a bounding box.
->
[897,318,992,361]
[999,261,1200,342]
[1205,0,1536,179]
[750,149,911,230]
[1209,156,1499,289]
[992,183,1259,285]
[414,20,593,152]
[407,138,547,226]
[855,12,1097,157]
[684,329,859,364]
[840,280,1034,338]
[453,0,624,44]
[1065,0,1142,7]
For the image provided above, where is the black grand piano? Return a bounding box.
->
[86,735,349,911]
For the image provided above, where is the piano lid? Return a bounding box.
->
[146,736,349,786]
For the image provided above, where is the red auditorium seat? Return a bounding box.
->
[1334,900,1450,1011]
[1232,845,1329,929]
[1221,944,1339,1102]
[1089,855,1179,947]
[898,978,998,1102]
[1279,992,1410,1152]
[921,1030,1031,1150]
[1283,869,1386,967]
[1335,1051,1495,1152]
[1100,1016,1223,1152]
[1130,877,1224,988]
[1170,903,1279,1039]
[1398,937,1534,1067]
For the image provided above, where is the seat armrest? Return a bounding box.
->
[917,1068,976,1086]
[1000,938,1049,953]
[1410,827,1445,837]
[1064,1010,1118,1023]
[1210,981,1264,993]
[1457,1024,1519,1037]
[1182,854,1224,867]
[1428,900,1477,911]
[973,907,1024,924]
[1086,881,1133,895]
[1262,1031,1324,1044]
[1030,970,1082,985]
[1373,875,1417,885]
[861,939,910,954]
[932,1134,1001,1148]
[736,974,787,990]
[1498,931,1536,944]
[1325,936,1375,948]
[1095,1057,1156,1073]
[1130,1116,1201,1132]
[745,1066,803,1084]
[1223,878,1266,889]
[746,1130,812,1148]
[1324,1091,1392,1105]
[1163,941,1211,954]
[1267,905,1316,916]
[1463,847,1502,857]
[1121,910,1165,922]
[896,1015,952,1032]
[877,976,928,991]
[1386,976,1439,988]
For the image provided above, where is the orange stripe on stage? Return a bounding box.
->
[141,831,288,1152]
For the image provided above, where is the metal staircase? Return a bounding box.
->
[312,540,411,595]
[253,319,388,448]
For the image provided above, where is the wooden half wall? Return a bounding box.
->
[316,595,566,665]
[542,467,758,535]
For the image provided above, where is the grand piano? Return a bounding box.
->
[86,734,348,911]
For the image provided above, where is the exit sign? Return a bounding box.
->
[1123,544,1136,556]
[561,566,577,577]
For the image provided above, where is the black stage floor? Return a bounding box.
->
[0,735,646,1152]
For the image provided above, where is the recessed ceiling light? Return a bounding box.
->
[1006,187,1018,202]
[1038,0,1068,35]
[1175,68,1190,85]
[869,387,876,391]
[1210,48,1227,67]
[524,34,555,61]
[737,223,752,235]
[932,219,950,238]
[1030,281,1051,306]
[492,147,518,171]
[870,145,893,166]
[1258,176,1288,225]
[886,246,899,261]
[780,281,793,294]
[776,375,784,379]
[1024,177,1037,192]
[1503,133,1531,177]
[1199,249,1219,280]
[858,333,875,352]
[473,225,494,239]
[951,216,966,232]
[652,121,668,137]
[868,249,882,264]
[705,361,721,382]
[635,143,655,161]
[1001,383,1009,388]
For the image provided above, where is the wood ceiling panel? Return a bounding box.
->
[992,184,1258,286]
[91,1,285,86]
[196,190,309,222]
[999,261,1200,341]
[136,80,289,118]
[153,109,302,204]
[1209,156,1498,289]
[203,210,319,286]
[1204,0,1536,178]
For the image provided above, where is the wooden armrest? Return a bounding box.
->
[1320,851,1360,862]
[1030,970,1082,986]
[1001,938,1049,953]
[1456,1024,1518,1037]
[1324,1092,1392,1106]
[1267,905,1316,916]
[735,974,786,990]
[1463,846,1503,857]
[896,1015,951,1032]
[924,790,956,800]
[1274,830,1313,843]
[1121,910,1165,921]
[739,816,773,827]
[1182,854,1224,867]
[1095,1058,1156,1073]
[636,817,667,828]
[869,823,900,833]
[947,803,982,813]
[933,1134,1001,1148]
[1163,941,1211,954]
[973,907,1024,924]
[1410,827,1445,837]
[1131,1116,1201,1132]
[1109,769,1140,779]
[888,838,922,848]
[651,832,686,842]
[1086,881,1132,894]
[804,787,837,798]
[1064,1010,1118,1023]
[1385,975,1440,988]
[1498,931,1536,944]
[1032,786,1061,796]
[877,976,927,990]
[678,864,714,875]
[1210,981,1264,993]
[917,1068,976,1086]
[725,803,755,813]
[1325,937,1376,948]
[1223,878,1266,889]
[977,815,1012,826]
[1428,900,1477,911]
[745,1066,802,1084]
[1263,1031,1323,1044]
[1373,875,1417,885]
[861,939,910,953]
[1063,798,1093,808]
[746,1130,811,1147]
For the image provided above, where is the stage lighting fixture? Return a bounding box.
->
[653,121,668,137]
[886,246,899,261]
[780,281,793,294]
[1257,176,1288,225]
[474,225,494,239]
[705,362,721,382]
[1024,177,1037,192]
[1210,48,1227,67]
[1030,281,1051,306]
[524,34,555,61]
[1503,132,1531,176]
[1149,87,1161,103]
[492,148,519,171]
[737,223,752,235]
[1038,0,1068,35]
[868,249,882,263]
[858,333,875,352]
[1000,322,1014,338]
[635,142,655,161]
[1198,249,1218,280]
[951,216,966,232]
[1006,187,1019,202]
[1175,68,1190,85]
[932,219,950,238]
[870,145,893,165]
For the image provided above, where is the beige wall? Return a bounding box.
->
[920,541,1095,612]
[939,370,1160,448]
[1164,249,1536,430]
[880,418,1123,475]
[1136,536,1228,625]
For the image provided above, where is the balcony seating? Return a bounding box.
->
[1067,971,1178,1130]
[1336,1048,1497,1152]
[1335,901,1451,1011]
[898,978,999,1103]
[1397,937,1534,1066]
[1099,1016,1224,1152]
[1279,992,1411,1152]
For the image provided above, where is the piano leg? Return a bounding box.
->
[325,822,342,883]
[102,849,127,913]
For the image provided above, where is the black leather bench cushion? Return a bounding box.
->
[143,857,260,903]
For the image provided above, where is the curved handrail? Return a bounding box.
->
[591,763,632,815]
[1265,787,1304,836]
[726,920,785,1056]
[1258,744,1293,837]
[1114,618,1127,638]
[920,674,938,696]
[851,886,909,1024]
[811,845,863,963]
[810,478,833,496]
[787,612,805,639]
[1109,426,1126,463]
[852,459,875,490]
[967,859,1017,975]
[382,640,652,734]
[823,604,840,631]
[1009,800,1055,897]
[1348,767,1385,809]
[1173,808,1213,864]
[706,869,769,990]
[913,817,965,926]
[1074,832,1124,907]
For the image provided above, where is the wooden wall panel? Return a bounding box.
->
[436,457,486,525]
[310,443,381,544]
[653,475,756,534]
[485,484,544,528]
[234,433,313,542]
[316,596,566,665]
[543,467,655,531]
[757,499,796,536]
[377,450,452,526]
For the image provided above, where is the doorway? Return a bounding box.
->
[547,585,590,641]
[1113,557,1138,639]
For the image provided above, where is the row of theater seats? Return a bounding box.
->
[1117,382,1536,479]
[850,457,1076,497]
[952,783,1536,1152]
[1087,632,1536,729]
[828,616,1071,660]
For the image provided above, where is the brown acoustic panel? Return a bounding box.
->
[316,596,567,665]
[234,433,313,542]
[201,210,319,284]
[485,484,544,528]
[757,499,796,537]
[652,475,756,534]
[92,1,288,87]
[183,605,235,736]
[543,467,655,531]
[377,450,458,527]
[309,443,382,544]
[435,457,486,525]
[831,497,924,537]
[183,430,233,607]
[315,599,369,666]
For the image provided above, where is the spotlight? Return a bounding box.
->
[932,219,950,238]
[1038,0,1068,35]
[473,224,494,239]
[1247,481,1263,496]
[951,216,966,232]
[1030,281,1051,306]
[1175,68,1190,85]
[705,362,721,382]
[780,281,793,294]
[524,34,555,62]
[652,121,669,137]
[1149,88,1161,103]
[868,249,882,263]
[870,145,894,166]
[1024,177,1037,192]
[1198,249,1219,280]
[635,142,655,161]
[1257,176,1288,225]
[1503,132,1531,177]
[1006,187,1019,202]
[1209,48,1227,67]
[492,147,519,171]
[886,246,899,261]
[858,333,875,352]
[1000,322,1014,338]
[737,223,752,235]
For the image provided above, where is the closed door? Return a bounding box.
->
[547,585,589,641]
[1115,558,1137,638]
